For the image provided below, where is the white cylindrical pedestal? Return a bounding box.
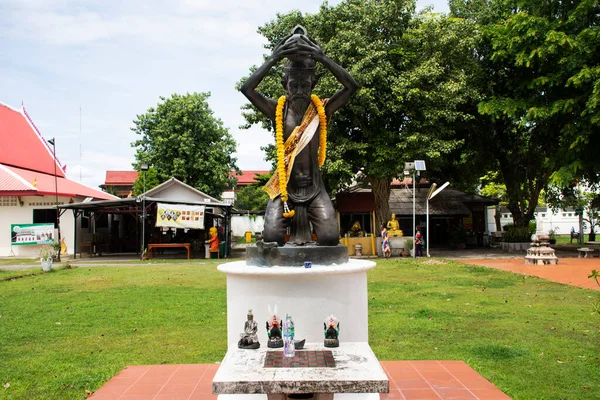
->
[218,260,376,349]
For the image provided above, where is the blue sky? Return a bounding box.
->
[0,0,449,190]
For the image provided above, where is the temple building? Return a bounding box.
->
[0,102,117,257]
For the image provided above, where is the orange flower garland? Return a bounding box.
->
[275,94,328,219]
[311,94,328,166]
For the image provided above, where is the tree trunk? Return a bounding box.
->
[494,205,501,231]
[368,177,391,233]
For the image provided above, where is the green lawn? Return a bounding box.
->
[0,258,598,399]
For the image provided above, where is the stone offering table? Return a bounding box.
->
[212,342,388,399]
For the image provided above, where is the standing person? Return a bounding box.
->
[415,228,423,257]
[240,26,358,246]
[381,224,391,258]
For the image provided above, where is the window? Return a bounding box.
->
[562,213,567,217]
[33,209,58,227]
[541,213,546,217]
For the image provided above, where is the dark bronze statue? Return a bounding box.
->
[241,26,358,247]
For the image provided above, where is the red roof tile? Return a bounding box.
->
[231,170,270,186]
[0,102,65,177]
[102,170,138,186]
[4,165,117,200]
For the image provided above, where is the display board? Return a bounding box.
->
[11,223,55,245]
[155,203,205,229]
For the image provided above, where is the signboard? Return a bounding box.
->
[155,203,205,229]
[462,217,473,230]
[11,223,55,245]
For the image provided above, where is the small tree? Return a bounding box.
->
[131,92,238,199]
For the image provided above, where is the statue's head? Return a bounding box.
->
[391,213,396,220]
[209,226,217,236]
[247,309,253,320]
[281,58,318,101]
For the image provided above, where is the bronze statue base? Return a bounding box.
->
[267,338,284,348]
[324,338,339,348]
[246,242,348,267]
[238,340,260,349]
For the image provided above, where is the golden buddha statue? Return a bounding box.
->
[386,213,403,237]
[350,220,362,237]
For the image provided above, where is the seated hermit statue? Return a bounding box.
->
[387,213,403,237]
[238,309,260,349]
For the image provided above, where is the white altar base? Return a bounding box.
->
[218,259,376,349]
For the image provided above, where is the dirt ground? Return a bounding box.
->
[458,257,600,291]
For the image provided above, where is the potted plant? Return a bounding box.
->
[39,245,55,272]
[547,227,558,245]
[403,238,413,257]
[52,242,62,260]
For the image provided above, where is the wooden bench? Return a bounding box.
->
[147,243,191,259]
[577,248,595,258]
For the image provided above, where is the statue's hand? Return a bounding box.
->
[271,33,297,62]
[295,35,325,62]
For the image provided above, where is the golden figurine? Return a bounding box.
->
[386,213,403,237]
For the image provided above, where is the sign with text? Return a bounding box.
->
[11,223,55,245]
[155,203,205,229]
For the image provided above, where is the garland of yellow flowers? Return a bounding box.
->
[275,94,327,219]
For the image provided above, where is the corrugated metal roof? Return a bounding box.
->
[0,102,66,177]
[389,187,497,216]
[3,165,117,200]
[0,164,36,193]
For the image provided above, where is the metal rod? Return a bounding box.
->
[426,198,430,257]
[413,170,416,259]
[52,139,61,262]
[142,171,146,258]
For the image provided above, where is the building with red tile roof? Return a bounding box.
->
[231,170,270,187]
[99,171,139,198]
[0,101,118,257]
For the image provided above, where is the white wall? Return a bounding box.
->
[0,195,75,257]
[231,215,265,237]
[486,206,590,235]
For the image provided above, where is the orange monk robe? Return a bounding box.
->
[208,233,219,251]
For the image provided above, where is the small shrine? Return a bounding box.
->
[524,233,558,265]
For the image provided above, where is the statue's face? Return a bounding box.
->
[391,213,396,220]
[247,314,253,321]
[286,72,314,101]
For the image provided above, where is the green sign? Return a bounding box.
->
[10,224,55,246]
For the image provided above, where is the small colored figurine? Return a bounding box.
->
[238,309,260,349]
[324,314,340,348]
[387,213,403,237]
[208,226,219,252]
[266,305,283,348]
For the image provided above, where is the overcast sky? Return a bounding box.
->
[1,0,449,190]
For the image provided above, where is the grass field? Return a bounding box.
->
[0,258,599,399]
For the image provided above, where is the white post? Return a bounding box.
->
[412,170,416,259]
[426,197,430,257]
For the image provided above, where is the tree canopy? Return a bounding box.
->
[131,92,238,199]
[239,0,485,227]
[451,0,600,226]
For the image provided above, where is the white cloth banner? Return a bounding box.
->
[155,203,205,229]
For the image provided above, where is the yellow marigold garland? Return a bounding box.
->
[311,94,328,167]
[275,94,328,219]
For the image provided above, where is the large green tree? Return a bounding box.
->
[451,0,600,226]
[131,93,238,199]
[239,0,485,227]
